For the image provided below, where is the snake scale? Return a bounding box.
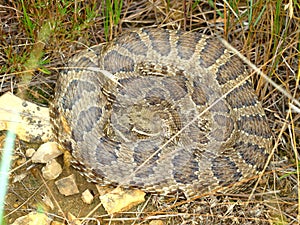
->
[50,28,272,197]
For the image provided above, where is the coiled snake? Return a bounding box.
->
[50,28,272,197]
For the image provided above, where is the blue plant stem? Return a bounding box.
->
[0,117,18,225]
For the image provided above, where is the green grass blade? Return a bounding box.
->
[0,117,18,225]
[20,0,34,38]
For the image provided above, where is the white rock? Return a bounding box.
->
[81,189,94,204]
[25,148,36,158]
[0,92,52,142]
[32,142,62,163]
[42,159,62,180]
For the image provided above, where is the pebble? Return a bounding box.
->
[81,189,94,204]
[25,148,36,158]
[41,159,62,180]
[55,174,79,196]
[100,187,145,214]
[31,142,62,163]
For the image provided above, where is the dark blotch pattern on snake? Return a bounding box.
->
[50,28,272,197]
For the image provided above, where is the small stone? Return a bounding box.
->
[67,212,81,225]
[55,174,79,196]
[12,212,52,225]
[25,148,36,158]
[32,142,62,163]
[41,159,62,180]
[100,187,145,214]
[81,189,94,204]
[149,220,165,225]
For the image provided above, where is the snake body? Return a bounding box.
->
[50,28,272,196]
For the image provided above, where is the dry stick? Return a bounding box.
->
[219,38,299,203]
[183,0,187,31]
[102,212,271,223]
[38,172,69,225]
[219,38,300,108]
[265,202,298,223]
[288,112,300,221]
[248,120,286,203]
[131,195,151,225]
[4,182,45,218]
[79,200,103,224]
[9,159,32,174]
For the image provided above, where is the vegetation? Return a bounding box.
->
[0,0,299,224]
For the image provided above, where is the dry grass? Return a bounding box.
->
[0,0,299,224]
